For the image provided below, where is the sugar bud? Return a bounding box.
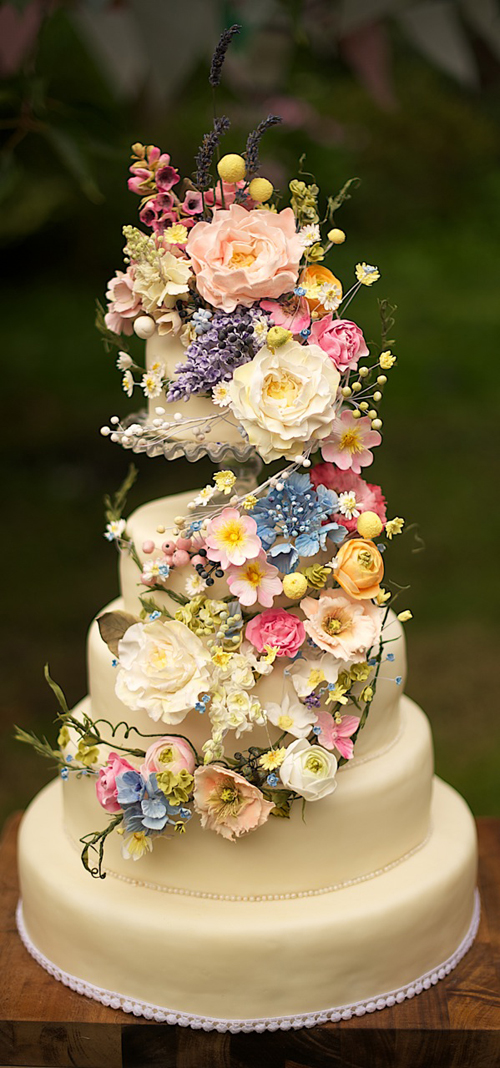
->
[217,154,246,183]
[282,572,309,599]
[133,315,156,339]
[356,511,384,538]
[248,177,274,202]
[327,228,346,244]
[266,326,293,351]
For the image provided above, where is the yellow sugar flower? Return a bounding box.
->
[398,610,413,623]
[375,587,391,605]
[259,748,286,771]
[213,470,237,495]
[122,832,153,860]
[379,350,396,369]
[385,517,405,539]
[164,224,189,244]
[355,262,380,286]
[242,494,258,510]
[211,646,233,668]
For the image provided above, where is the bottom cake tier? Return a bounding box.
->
[17,775,478,1030]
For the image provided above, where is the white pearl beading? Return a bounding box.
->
[16,890,480,1032]
[64,824,432,902]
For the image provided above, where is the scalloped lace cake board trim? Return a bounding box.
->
[16,890,480,1032]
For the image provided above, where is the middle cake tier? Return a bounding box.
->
[64,687,433,897]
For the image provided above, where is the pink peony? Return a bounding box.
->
[245,607,305,658]
[104,267,142,335]
[310,464,387,533]
[300,589,381,662]
[186,204,303,312]
[309,316,368,372]
[260,294,310,334]
[140,736,195,781]
[193,765,274,841]
[315,712,360,760]
[205,508,261,569]
[321,411,381,473]
[226,552,283,608]
[96,752,134,813]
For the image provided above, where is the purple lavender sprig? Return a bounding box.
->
[209,24,241,87]
[195,116,231,191]
[167,307,269,402]
[245,114,282,180]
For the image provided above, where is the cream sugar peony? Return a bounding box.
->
[115,619,212,725]
[186,203,303,312]
[228,339,341,462]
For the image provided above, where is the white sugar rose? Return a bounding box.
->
[228,340,341,462]
[280,739,338,801]
[115,619,212,725]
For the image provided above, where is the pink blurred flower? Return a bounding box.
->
[310,464,387,533]
[204,181,248,209]
[186,204,303,312]
[140,736,195,781]
[205,508,261,568]
[193,764,274,841]
[321,411,381,473]
[226,552,283,607]
[310,316,369,372]
[245,608,305,658]
[315,712,360,760]
[96,752,134,813]
[260,294,310,334]
[104,267,142,335]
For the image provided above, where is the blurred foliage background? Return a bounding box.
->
[1,0,499,825]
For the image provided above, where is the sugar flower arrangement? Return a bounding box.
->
[18,26,413,877]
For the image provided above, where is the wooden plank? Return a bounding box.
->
[0,813,499,1068]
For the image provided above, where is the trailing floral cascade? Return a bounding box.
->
[18,25,413,877]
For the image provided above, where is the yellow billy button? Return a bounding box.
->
[217,154,246,183]
[356,511,384,539]
[248,177,274,202]
[283,572,309,599]
[327,228,346,244]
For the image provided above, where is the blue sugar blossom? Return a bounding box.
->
[252,473,347,570]
[121,774,192,836]
[116,770,145,807]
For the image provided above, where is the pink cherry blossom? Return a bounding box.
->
[315,712,360,760]
[226,552,283,607]
[205,508,262,568]
[310,464,387,533]
[245,608,305,658]
[321,411,381,473]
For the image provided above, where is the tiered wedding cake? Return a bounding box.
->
[16,26,478,1031]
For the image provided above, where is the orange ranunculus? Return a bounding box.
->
[299,265,343,318]
[334,538,384,600]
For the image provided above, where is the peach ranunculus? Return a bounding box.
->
[300,588,382,662]
[193,765,274,841]
[334,538,384,600]
[186,204,303,312]
[140,736,196,781]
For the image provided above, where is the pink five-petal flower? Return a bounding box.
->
[315,712,360,759]
[321,411,381,473]
[245,607,305,658]
[310,464,387,533]
[260,295,310,334]
[205,508,261,569]
[226,552,283,608]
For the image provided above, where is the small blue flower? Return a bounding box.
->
[202,694,210,704]
[195,702,205,713]
[111,658,118,668]
[157,563,170,578]
[386,652,395,662]
[300,327,311,339]
[66,754,73,763]
[367,657,377,666]
[377,543,386,553]
[268,541,299,574]
[294,286,306,296]
[60,767,69,780]
[312,725,322,736]
[395,676,402,686]
[149,611,161,622]
[190,520,203,532]
[267,773,279,787]
[116,770,145,807]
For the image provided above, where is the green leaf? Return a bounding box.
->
[44,664,69,715]
[326,177,361,219]
[97,611,138,656]
[139,596,173,620]
[103,464,138,524]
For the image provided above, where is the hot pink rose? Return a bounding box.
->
[104,267,142,335]
[140,737,196,781]
[309,316,369,372]
[193,765,274,841]
[245,608,305,657]
[95,752,134,813]
[186,204,303,312]
[310,464,387,533]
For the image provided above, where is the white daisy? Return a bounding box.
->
[337,491,360,520]
[194,485,216,506]
[317,280,342,312]
[299,223,321,247]
[117,351,132,370]
[212,383,231,407]
[185,573,207,597]
[141,371,163,399]
[104,519,126,542]
[122,370,134,397]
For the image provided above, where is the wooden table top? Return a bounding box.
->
[0,812,499,1068]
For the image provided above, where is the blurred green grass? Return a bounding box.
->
[1,35,499,823]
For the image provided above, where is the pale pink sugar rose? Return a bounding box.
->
[310,464,387,533]
[226,552,283,608]
[104,267,142,335]
[96,752,134,813]
[205,508,261,569]
[245,607,305,658]
[186,204,303,312]
[140,736,195,781]
[321,411,381,474]
[310,316,369,372]
[260,295,310,334]
[315,712,360,760]
[193,765,274,841]
[300,589,381,663]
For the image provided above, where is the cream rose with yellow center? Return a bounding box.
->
[115,618,212,724]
